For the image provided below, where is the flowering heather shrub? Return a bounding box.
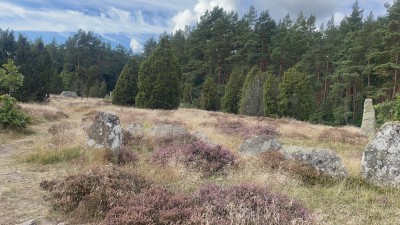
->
[40,166,150,221]
[151,143,187,165]
[281,160,321,185]
[103,184,312,225]
[217,118,277,138]
[152,140,236,176]
[193,184,313,225]
[183,140,236,176]
[318,127,368,145]
[117,147,139,165]
[260,150,286,170]
[103,185,202,225]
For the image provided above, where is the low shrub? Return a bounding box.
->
[281,160,321,185]
[103,184,312,225]
[152,140,236,176]
[259,150,286,170]
[217,118,277,138]
[117,147,139,165]
[40,166,150,222]
[0,94,31,130]
[183,140,236,176]
[318,127,368,145]
[103,185,201,225]
[194,184,312,225]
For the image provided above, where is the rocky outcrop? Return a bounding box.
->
[283,146,349,178]
[87,112,122,155]
[362,122,400,187]
[60,91,78,98]
[238,135,283,155]
[360,99,376,138]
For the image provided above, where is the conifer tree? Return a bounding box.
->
[200,76,219,111]
[99,81,107,98]
[88,81,100,97]
[279,65,314,120]
[238,66,265,116]
[222,68,245,114]
[112,58,139,105]
[263,73,279,117]
[136,36,181,109]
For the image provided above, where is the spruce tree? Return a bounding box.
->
[136,36,181,109]
[238,66,265,116]
[112,58,139,105]
[222,68,245,114]
[200,76,219,111]
[279,65,314,120]
[88,81,100,97]
[263,73,279,117]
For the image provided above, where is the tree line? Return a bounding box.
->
[1,0,400,126]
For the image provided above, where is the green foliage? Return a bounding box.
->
[136,37,181,109]
[200,76,219,111]
[88,81,100,98]
[222,68,245,114]
[279,65,314,121]
[263,73,279,117]
[0,94,31,130]
[0,59,24,96]
[182,83,193,104]
[239,66,265,116]
[375,100,396,127]
[99,81,107,98]
[112,58,139,105]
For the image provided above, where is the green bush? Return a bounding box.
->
[0,94,31,130]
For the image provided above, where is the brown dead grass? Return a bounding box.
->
[1,95,399,225]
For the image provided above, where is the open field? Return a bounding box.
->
[0,95,399,224]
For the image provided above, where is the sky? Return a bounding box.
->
[0,0,391,53]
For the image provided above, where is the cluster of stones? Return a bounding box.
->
[87,99,400,187]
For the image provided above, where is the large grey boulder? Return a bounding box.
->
[87,112,122,155]
[362,122,400,187]
[283,146,349,178]
[360,99,376,138]
[60,91,78,98]
[238,135,283,155]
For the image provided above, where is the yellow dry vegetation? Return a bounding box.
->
[0,95,398,225]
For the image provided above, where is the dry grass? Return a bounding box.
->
[0,95,399,224]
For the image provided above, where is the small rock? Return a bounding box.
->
[18,219,37,225]
[238,135,283,155]
[283,146,349,178]
[60,91,78,98]
[87,112,122,155]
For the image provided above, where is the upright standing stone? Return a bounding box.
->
[362,122,400,187]
[360,99,376,138]
[87,112,122,155]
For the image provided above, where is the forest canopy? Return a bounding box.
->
[1,0,400,126]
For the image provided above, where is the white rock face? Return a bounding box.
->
[283,146,349,178]
[362,122,400,187]
[87,112,122,155]
[360,99,376,138]
[238,135,283,155]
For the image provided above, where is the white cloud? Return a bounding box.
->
[172,9,196,31]
[172,0,242,31]
[130,38,142,53]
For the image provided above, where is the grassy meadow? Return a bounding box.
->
[0,95,399,224]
